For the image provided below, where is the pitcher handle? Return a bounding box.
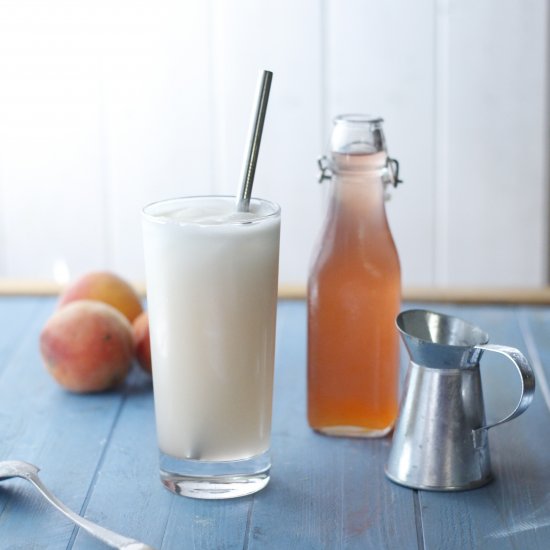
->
[472,344,535,447]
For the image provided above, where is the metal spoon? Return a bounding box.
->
[0,460,154,550]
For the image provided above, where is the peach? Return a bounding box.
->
[133,311,152,374]
[40,300,134,393]
[59,271,143,323]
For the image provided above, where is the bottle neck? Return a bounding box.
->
[328,151,388,221]
[331,150,387,175]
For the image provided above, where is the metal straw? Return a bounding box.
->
[236,70,273,212]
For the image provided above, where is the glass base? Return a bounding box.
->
[315,425,393,438]
[159,450,270,499]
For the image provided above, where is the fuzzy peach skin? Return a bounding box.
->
[132,311,152,374]
[58,271,143,323]
[40,300,134,393]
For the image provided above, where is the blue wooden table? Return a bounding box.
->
[1,296,550,549]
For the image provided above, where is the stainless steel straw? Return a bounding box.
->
[236,70,273,212]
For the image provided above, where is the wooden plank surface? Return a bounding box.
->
[1,297,550,549]
[416,305,550,549]
[248,301,418,549]
[7,280,550,305]
[0,297,129,548]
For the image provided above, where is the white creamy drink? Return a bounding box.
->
[142,196,280,464]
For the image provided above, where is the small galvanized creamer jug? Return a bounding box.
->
[386,309,535,491]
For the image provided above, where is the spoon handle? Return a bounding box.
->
[26,472,154,550]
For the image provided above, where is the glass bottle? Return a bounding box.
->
[307,114,402,438]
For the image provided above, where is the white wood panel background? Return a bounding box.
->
[0,0,548,289]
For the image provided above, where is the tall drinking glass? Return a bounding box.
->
[142,195,281,499]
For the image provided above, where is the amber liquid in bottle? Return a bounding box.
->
[307,151,401,437]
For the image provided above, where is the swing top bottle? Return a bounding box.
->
[307,114,402,437]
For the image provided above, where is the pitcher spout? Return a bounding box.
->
[396,309,489,369]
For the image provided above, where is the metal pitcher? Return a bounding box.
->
[385,309,535,491]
